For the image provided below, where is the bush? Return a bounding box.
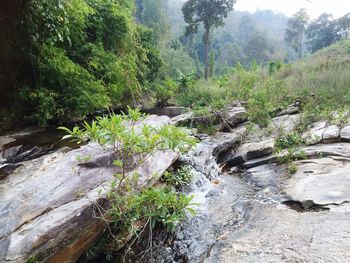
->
[246,90,273,127]
[275,131,304,150]
[287,163,298,174]
[114,187,195,233]
[152,78,178,107]
[162,166,194,188]
[60,108,198,250]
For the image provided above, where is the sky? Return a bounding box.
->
[235,0,350,19]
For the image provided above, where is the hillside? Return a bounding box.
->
[174,39,350,132]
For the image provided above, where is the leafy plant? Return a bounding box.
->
[152,78,178,107]
[115,187,195,233]
[277,148,307,164]
[246,90,273,127]
[275,131,304,150]
[162,166,194,188]
[287,163,298,175]
[60,108,197,256]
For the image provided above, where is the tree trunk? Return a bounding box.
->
[204,27,210,80]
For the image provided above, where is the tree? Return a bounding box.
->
[306,13,350,53]
[306,13,337,53]
[182,0,236,80]
[245,30,272,66]
[238,15,257,45]
[335,13,350,39]
[9,0,163,127]
[285,8,309,59]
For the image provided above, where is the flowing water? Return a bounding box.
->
[2,118,350,263]
[144,131,350,263]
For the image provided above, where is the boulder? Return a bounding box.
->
[285,157,350,206]
[340,125,350,142]
[180,128,246,180]
[171,111,193,126]
[144,106,188,117]
[303,122,340,144]
[276,103,300,117]
[246,114,299,143]
[223,107,247,127]
[225,139,275,167]
[0,115,178,263]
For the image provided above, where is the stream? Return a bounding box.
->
[129,123,350,262]
[1,110,350,263]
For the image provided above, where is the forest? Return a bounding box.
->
[1,0,350,262]
[2,0,349,132]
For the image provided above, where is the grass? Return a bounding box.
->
[177,40,350,130]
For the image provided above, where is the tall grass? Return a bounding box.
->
[177,40,350,128]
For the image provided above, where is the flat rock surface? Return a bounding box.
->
[156,113,350,263]
[340,125,350,141]
[209,203,350,263]
[285,157,350,205]
[224,107,246,127]
[0,115,178,262]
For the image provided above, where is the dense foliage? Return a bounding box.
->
[1,0,162,128]
[175,40,350,131]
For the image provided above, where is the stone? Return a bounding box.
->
[245,163,287,190]
[245,114,299,143]
[144,106,188,117]
[223,107,247,127]
[171,111,193,126]
[225,139,275,168]
[296,143,350,159]
[340,125,350,142]
[303,122,340,144]
[0,115,178,263]
[285,157,350,206]
[322,125,340,142]
[276,103,300,116]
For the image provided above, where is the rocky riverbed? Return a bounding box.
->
[148,108,350,263]
[1,106,350,262]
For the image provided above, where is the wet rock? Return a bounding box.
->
[226,139,275,168]
[211,130,246,163]
[2,145,56,163]
[285,157,350,206]
[244,163,287,190]
[340,125,350,142]
[276,103,301,117]
[144,106,189,117]
[171,111,193,126]
[181,129,246,179]
[0,115,178,263]
[242,155,276,169]
[223,107,247,127]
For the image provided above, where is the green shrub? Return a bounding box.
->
[112,187,195,233]
[246,90,273,127]
[277,148,307,164]
[275,131,304,150]
[287,163,298,175]
[162,166,194,188]
[231,62,259,101]
[152,78,178,107]
[60,108,197,247]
